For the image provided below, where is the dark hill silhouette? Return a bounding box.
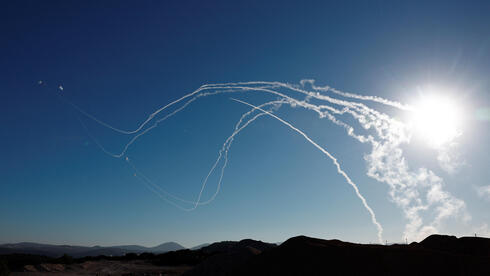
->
[2,235,489,275]
[109,245,149,251]
[418,234,490,256]
[183,235,490,276]
[0,243,98,258]
[241,235,489,275]
[198,239,276,254]
[191,243,210,250]
[151,242,185,252]
[0,241,185,258]
[184,239,277,276]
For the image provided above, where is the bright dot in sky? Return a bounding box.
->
[411,94,462,148]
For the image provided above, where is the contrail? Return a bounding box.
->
[126,100,285,210]
[230,98,384,243]
[191,100,285,209]
[64,83,280,136]
[66,81,397,143]
[53,80,470,242]
[133,171,195,211]
[299,79,412,111]
[116,91,369,209]
[68,85,290,157]
[66,81,401,182]
[125,95,368,209]
[124,95,383,241]
[62,83,392,242]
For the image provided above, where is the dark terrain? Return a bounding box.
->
[0,242,184,258]
[1,234,489,275]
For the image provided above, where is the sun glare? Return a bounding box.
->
[411,94,462,148]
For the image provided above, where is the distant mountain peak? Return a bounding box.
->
[151,242,185,252]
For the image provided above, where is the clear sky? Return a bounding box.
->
[1,0,489,248]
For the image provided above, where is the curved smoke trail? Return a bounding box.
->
[52,80,469,242]
[230,98,384,243]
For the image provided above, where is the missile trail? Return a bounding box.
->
[62,83,385,242]
[51,80,468,242]
[230,98,384,243]
[126,100,285,210]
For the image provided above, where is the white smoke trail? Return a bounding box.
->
[299,79,412,111]
[125,95,374,213]
[68,81,392,142]
[126,100,285,210]
[225,85,466,242]
[68,85,289,157]
[70,86,277,157]
[102,86,373,209]
[59,80,469,242]
[65,83,281,136]
[125,93,386,241]
[132,170,195,211]
[191,100,286,208]
[70,81,391,169]
[230,98,384,243]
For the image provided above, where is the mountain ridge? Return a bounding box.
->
[0,241,186,258]
[1,234,489,275]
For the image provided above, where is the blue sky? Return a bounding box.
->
[1,0,489,247]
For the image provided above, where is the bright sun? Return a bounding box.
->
[411,94,462,148]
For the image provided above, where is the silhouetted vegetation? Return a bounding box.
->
[121,252,138,260]
[1,235,488,275]
[151,249,209,266]
[0,260,9,276]
[56,253,74,265]
[226,235,490,276]
[0,254,51,272]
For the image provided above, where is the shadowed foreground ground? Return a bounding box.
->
[2,234,489,275]
[10,260,190,275]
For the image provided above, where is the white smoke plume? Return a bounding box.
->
[231,98,384,243]
[475,185,490,201]
[55,80,470,243]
